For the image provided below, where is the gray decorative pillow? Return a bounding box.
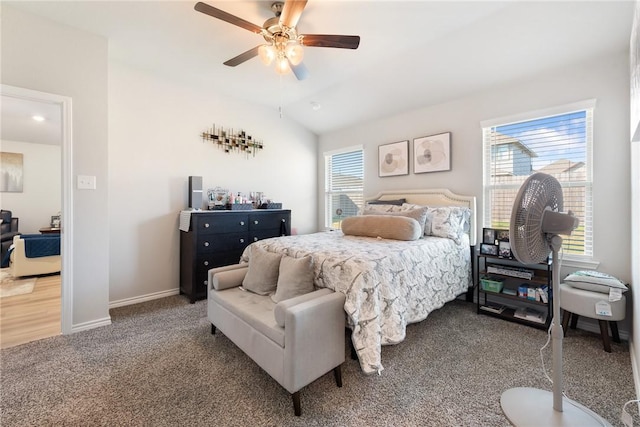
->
[341,215,422,241]
[366,198,406,206]
[429,206,471,244]
[364,206,429,236]
[564,270,627,294]
[241,246,282,295]
[271,256,315,303]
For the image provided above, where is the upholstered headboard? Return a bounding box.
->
[366,189,477,246]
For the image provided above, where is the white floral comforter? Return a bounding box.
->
[240,231,471,374]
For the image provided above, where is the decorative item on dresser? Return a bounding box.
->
[179,209,291,303]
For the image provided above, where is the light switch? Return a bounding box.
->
[77,175,96,190]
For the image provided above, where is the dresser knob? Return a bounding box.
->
[254,220,259,225]
[204,280,208,285]
[204,261,209,266]
[253,237,258,242]
[240,221,245,226]
[204,223,210,228]
[240,238,245,243]
[281,219,285,223]
[204,242,209,247]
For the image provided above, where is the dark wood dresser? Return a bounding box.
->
[179,209,291,303]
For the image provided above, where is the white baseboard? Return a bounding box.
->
[71,316,112,333]
[631,339,640,400]
[108,288,180,309]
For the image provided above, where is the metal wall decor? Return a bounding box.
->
[200,124,264,157]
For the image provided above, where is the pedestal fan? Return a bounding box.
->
[500,172,611,427]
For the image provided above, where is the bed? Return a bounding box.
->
[240,189,477,375]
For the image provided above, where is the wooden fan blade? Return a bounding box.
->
[300,34,360,49]
[195,2,262,34]
[289,60,309,80]
[280,0,307,29]
[223,46,261,67]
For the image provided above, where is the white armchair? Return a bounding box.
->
[10,234,61,277]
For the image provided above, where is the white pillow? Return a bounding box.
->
[429,206,471,244]
[362,203,410,213]
[564,270,627,294]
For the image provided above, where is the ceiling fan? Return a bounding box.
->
[194,0,360,80]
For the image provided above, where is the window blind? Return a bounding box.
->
[482,107,593,258]
[325,147,364,229]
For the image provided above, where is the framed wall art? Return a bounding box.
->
[378,140,409,177]
[413,132,451,173]
[0,152,24,192]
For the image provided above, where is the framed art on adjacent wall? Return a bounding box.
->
[0,152,23,192]
[378,140,409,177]
[413,132,451,173]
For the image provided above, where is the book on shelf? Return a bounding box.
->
[486,265,534,280]
[480,301,506,314]
[513,307,547,324]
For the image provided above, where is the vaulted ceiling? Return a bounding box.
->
[2,1,634,139]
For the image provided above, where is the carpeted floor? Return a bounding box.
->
[0,296,635,426]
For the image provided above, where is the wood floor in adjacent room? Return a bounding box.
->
[0,274,61,349]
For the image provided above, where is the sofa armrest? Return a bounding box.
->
[282,290,346,393]
[274,288,334,327]
[209,264,249,291]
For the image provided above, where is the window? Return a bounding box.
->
[482,100,594,259]
[324,146,364,229]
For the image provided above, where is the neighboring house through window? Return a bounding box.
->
[324,146,364,229]
[482,100,595,259]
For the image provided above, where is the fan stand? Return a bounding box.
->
[500,235,612,427]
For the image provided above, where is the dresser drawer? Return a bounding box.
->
[249,212,289,231]
[193,214,249,234]
[197,232,248,253]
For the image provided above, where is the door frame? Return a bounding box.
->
[1,84,73,334]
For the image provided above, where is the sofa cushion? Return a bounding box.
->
[271,256,314,303]
[242,246,282,295]
[210,287,284,347]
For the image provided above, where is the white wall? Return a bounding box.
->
[629,0,640,399]
[319,50,631,303]
[0,140,61,233]
[1,5,110,328]
[107,61,317,303]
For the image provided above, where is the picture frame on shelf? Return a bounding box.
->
[496,229,510,242]
[50,215,61,228]
[378,140,409,177]
[413,132,451,173]
[499,241,512,258]
[483,228,496,245]
[480,243,499,256]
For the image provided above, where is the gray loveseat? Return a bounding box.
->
[207,263,346,416]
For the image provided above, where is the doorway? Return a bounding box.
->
[0,84,73,343]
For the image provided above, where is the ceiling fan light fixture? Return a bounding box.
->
[285,43,304,65]
[275,57,290,75]
[258,45,276,66]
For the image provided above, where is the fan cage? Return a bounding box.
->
[510,173,563,264]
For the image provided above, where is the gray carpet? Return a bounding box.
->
[0,296,634,426]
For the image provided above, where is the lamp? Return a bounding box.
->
[259,33,304,76]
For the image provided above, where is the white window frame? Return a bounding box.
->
[324,145,364,230]
[481,100,596,264]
